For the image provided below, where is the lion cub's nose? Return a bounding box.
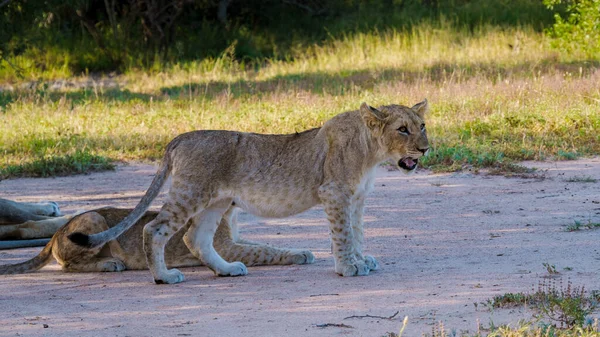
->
[418,147,429,155]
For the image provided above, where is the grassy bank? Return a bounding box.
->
[1,23,599,178]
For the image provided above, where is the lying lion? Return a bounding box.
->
[0,198,72,240]
[0,206,314,274]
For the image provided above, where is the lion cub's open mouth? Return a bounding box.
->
[398,157,419,171]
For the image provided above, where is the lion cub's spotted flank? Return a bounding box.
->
[70,100,430,284]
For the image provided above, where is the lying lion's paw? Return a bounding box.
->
[39,201,62,216]
[215,261,248,277]
[102,259,126,272]
[290,250,315,265]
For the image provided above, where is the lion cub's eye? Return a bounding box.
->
[421,124,426,131]
[397,126,409,135]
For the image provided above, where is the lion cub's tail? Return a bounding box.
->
[69,153,172,249]
[0,237,56,274]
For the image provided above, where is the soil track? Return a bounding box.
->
[1,159,600,336]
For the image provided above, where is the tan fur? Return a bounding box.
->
[70,100,430,284]
[0,198,70,240]
[0,207,314,274]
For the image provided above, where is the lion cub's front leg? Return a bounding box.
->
[319,183,370,277]
[351,194,379,271]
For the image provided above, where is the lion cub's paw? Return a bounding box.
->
[290,250,315,265]
[363,255,379,271]
[216,262,248,277]
[154,268,185,284]
[335,261,370,277]
[102,259,126,272]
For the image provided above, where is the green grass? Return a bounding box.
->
[414,324,600,337]
[564,175,598,183]
[0,150,114,179]
[1,23,599,178]
[0,0,557,79]
[462,279,600,337]
[566,219,600,232]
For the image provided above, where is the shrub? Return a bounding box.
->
[544,0,600,59]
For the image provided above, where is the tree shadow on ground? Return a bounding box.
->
[0,59,598,109]
[0,87,154,109]
[159,59,600,100]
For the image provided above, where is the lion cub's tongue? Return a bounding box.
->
[403,158,416,167]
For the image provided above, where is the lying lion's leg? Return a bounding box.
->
[55,212,125,273]
[63,257,126,272]
[0,216,71,240]
[17,201,61,216]
[222,206,261,246]
[0,206,53,225]
[214,206,314,266]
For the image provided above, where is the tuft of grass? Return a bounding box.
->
[543,262,560,275]
[421,319,600,336]
[564,175,598,183]
[565,219,600,232]
[557,150,579,160]
[487,163,541,178]
[485,279,600,330]
[0,150,115,179]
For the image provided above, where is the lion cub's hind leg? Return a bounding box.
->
[214,206,315,266]
[143,202,194,284]
[54,212,126,273]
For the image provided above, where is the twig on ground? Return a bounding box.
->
[309,293,339,297]
[315,323,354,328]
[343,310,400,320]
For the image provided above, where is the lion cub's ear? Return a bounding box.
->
[411,99,429,119]
[360,103,388,131]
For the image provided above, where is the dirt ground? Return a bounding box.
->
[1,159,600,337]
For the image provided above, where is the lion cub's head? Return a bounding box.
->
[360,99,430,172]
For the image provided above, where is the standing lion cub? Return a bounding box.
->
[70,100,430,284]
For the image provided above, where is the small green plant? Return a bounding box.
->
[485,278,600,331]
[543,263,560,275]
[566,219,600,232]
[566,220,583,231]
[536,279,599,329]
[556,150,579,160]
[487,163,537,177]
[564,175,598,183]
[486,292,531,309]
